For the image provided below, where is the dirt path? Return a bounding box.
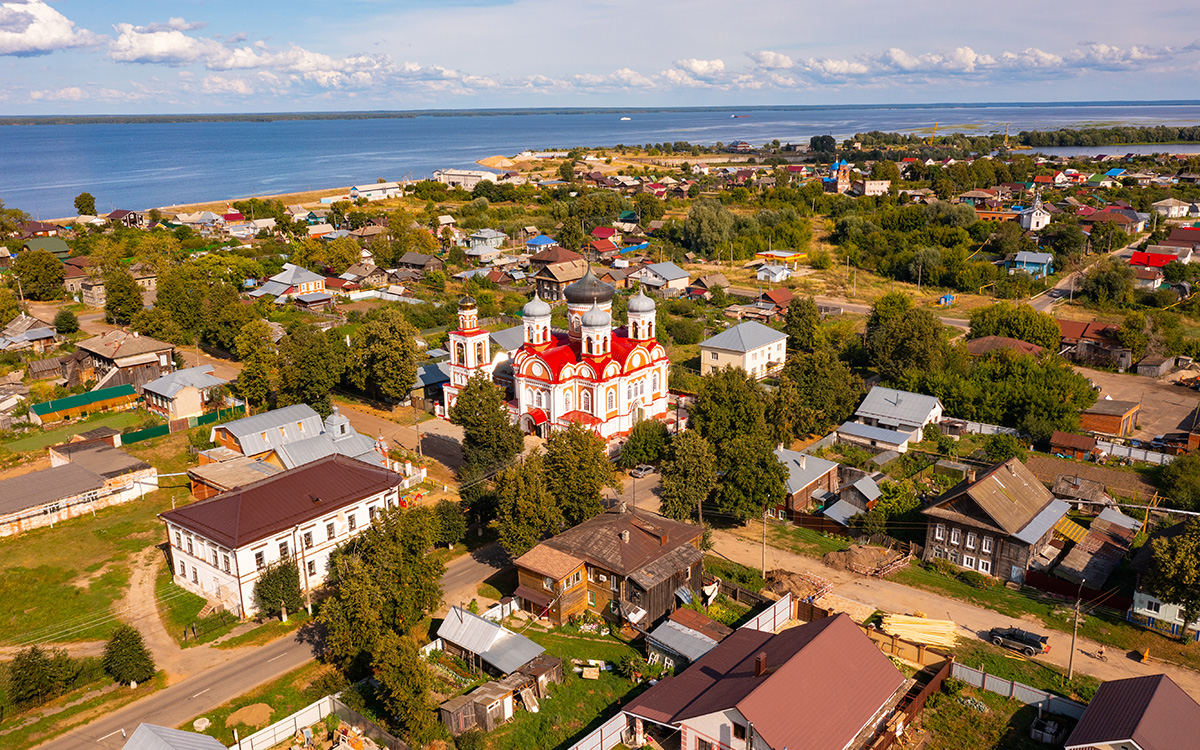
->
[710,527,1200,700]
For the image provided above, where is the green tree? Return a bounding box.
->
[326,236,362,274]
[867,291,913,331]
[983,433,1028,463]
[968,302,1062,350]
[691,367,767,452]
[1146,519,1200,641]
[11,249,64,301]
[74,192,96,216]
[772,348,863,438]
[1117,312,1150,361]
[658,430,717,522]
[233,319,276,411]
[783,296,820,352]
[252,558,304,619]
[449,372,524,480]
[53,308,79,334]
[6,646,78,708]
[434,499,467,547]
[102,624,155,685]
[103,268,143,325]
[348,308,420,401]
[207,299,258,353]
[556,220,585,251]
[634,193,666,223]
[1082,257,1135,307]
[619,419,670,468]
[544,422,619,526]
[276,323,344,417]
[683,199,734,256]
[558,159,575,182]
[868,307,945,382]
[131,307,186,344]
[155,266,205,340]
[1159,453,1200,511]
[713,433,786,522]
[0,286,20,326]
[495,454,563,557]
[372,630,440,746]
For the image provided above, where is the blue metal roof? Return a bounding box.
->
[526,235,556,246]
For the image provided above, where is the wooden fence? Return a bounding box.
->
[868,659,953,750]
[703,576,774,608]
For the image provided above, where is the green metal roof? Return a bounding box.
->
[31,384,138,416]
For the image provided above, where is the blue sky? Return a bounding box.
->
[1,0,1198,114]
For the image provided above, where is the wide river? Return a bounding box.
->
[3,102,1200,218]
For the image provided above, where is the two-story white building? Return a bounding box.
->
[699,321,788,379]
[160,454,403,617]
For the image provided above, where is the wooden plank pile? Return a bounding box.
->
[880,615,958,648]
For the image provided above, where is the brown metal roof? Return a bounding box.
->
[1066,674,1200,750]
[625,614,904,750]
[540,508,703,577]
[668,608,733,642]
[1050,431,1097,452]
[515,544,584,580]
[161,454,401,548]
[77,330,173,361]
[924,459,1054,536]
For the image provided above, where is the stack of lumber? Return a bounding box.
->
[880,615,958,648]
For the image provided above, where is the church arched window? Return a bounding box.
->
[455,342,465,364]
[607,390,615,411]
[627,384,632,401]
[565,391,573,412]
[525,386,533,405]
[475,341,484,363]
[582,390,592,413]
[652,372,659,394]
[535,390,544,408]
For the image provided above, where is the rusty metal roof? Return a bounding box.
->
[925,459,1056,537]
[540,507,702,577]
[161,454,400,548]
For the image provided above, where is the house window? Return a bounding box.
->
[611,576,620,593]
[652,372,659,394]
[191,567,198,583]
[1146,599,1161,614]
[963,554,976,569]
[327,522,336,540]
[175,531,181,548]
[610,601,618,614]
[307,560,316,576]
[544,576,554,591]
[347,513,357,531]
[978,559,992,575]
[255,551,265,570]
[223,554,230,573]
[587,567,595,582]
[279,541,290,558]
[950,528,961,546]
[178,561,186,576]
[966,533,977,550]
[212,550,218,566]
[607,391,615,410]
[303,532,313,549]
[698,739,714,750]
[186,537,193,555]
[588,591,596,607]
[733,724,747,741]
[368,506,378,520]
[982,536,994,554]
[710,351,717,360]
[934,524,945,541]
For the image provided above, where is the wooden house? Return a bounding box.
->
[1049,431,1097,461]
[514,506,703,628]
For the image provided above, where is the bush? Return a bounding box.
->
[958,570,997,589]
[457,730,486,750]
[252,558,304,619]
[53,309,79,334]
[102,624,156,685]
[926,558,960,578]
[6,646,83,708]
[616,653,648,679]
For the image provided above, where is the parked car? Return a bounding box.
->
[989,627,1050,657]
[630,464,655,478]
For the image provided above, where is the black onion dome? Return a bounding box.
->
[459,295,477,308]
[564,267,615,305]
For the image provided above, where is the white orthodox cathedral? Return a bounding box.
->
[442,268,671,440]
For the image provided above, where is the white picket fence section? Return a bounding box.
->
[1096,441,1174,465]
[232,695,332,750]
[561,709,629,750]
[950,663,1087,719]
[738,593,792,633]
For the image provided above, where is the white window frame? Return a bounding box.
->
[963,554,976,569]
[1146,599,1161,614]
[978,559,992,575]
[934,524,945,542]
[982,536,994,554]
[966,532,977,550]
[950,528,961,546]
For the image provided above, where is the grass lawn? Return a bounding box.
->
[0,487,183,645]
[922,686,1072,750]
[3,410,146,452]
[183,661,346,746]
[154,563,239,647]
[764,522,852,559]
[524,629,639,664]
[0,671,167,749]
[953,640,1099,703]
[214,612,311,650]
[488,670,643,750]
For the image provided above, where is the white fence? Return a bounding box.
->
[232,693,407,750]
[737,593,793,634]
[1097,441,1174,465]
[956,421,1022,438]
[562,710,629,750]
[949,663,1087,719]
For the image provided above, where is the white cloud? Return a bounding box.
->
[748,50,794,70]
[30,85,130,101]
[0,0,100,56]
[674,58,725,79]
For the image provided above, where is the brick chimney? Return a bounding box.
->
[754,652,767,676]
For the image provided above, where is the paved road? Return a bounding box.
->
[814,296,971,330]
[711,525,1200,700]
[35,547,497,750]
[440,542,510,612]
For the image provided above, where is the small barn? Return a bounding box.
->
[1136,355,1175,378]
[1050,431,1097,461]
[29,384,139,425]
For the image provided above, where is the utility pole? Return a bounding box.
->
[1067,578,1085,680]
[761,509,767,578]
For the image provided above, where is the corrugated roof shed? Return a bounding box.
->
[1065,674,1200,750]
[122,724,226,750]
[837,421,913,445]
[213,404,323,456]
[161,454,400,548]
[437,606,545,675]
[647,619,720,663]
[855,386,942,428]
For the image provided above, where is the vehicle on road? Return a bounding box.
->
[989,627,1050,656]
[630,464,655,478]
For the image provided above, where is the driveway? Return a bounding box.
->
[1078,366,1200,439]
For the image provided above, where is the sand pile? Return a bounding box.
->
[765,569,823,599]
[478,155,515,169]
[226,703,271,728]
[822,544,904,574]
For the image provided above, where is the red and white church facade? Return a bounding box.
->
[442,268,670,440]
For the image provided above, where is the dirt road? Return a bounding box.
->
[710,526,1200,699]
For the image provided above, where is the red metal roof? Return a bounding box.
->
[590,227,616,239]
[1131,251,1173,268]
[559,410,602,426]
[525,407,549,425]
[161,454,401,548]
[1066,674,1200,750]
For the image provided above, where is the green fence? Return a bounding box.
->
[193,405,246,427]
[122,423,171,444]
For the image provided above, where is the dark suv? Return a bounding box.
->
[989,627,1050,657]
